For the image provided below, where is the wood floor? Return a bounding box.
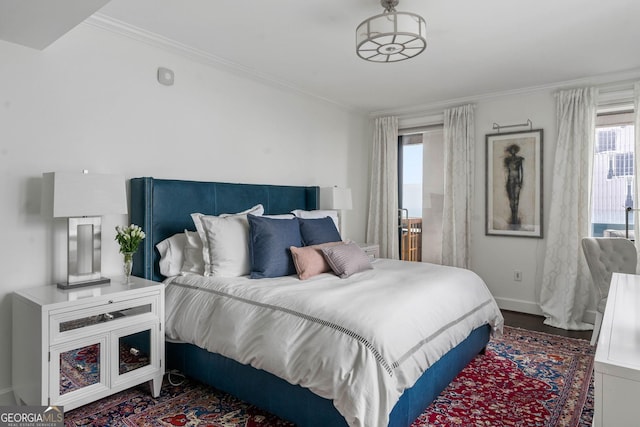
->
[501,309,592,340]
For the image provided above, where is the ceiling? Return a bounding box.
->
[0,0,108,49]
[3,0,640,113]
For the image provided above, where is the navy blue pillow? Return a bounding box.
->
[247,215,302,279]
[298,217,342,246]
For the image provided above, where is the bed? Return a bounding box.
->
[130,177,503,427]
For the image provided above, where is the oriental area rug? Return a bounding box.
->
[64,326,595,427]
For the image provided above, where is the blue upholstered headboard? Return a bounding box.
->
[130,177,320,282]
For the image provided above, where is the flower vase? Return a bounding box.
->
[123,252,134,282]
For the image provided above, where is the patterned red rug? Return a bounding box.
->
[64,326,594,427]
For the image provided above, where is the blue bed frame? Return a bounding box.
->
[130,177,490,427]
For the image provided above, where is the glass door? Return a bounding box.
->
[398,133,423,261]
[50,335,109,406]
[118,329,152,375]
[398,127,445,263]
[111,320,159,389]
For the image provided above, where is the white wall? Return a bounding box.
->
[471,90,563,316]
[410,78,638,323]
[399,91,565,318]
[0,23,370,401]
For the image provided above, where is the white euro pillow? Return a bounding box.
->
[156,233,187,278]
[191,204,264,277]
[181,230,204,275]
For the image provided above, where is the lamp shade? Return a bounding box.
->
[42,171,128,217]
[320,187,353,210]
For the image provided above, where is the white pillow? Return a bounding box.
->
[190,204,264,231]
[291,209,339,232]
[156,233,186,278]
[219,204,265,218]
[181,230,204,275]
[262,213,295,219]
[191,205,264,277]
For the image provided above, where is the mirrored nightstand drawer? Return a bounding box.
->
[58,304,152,332]
[50,295,159,344]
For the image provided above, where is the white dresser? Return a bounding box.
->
[593,272,640,427]
[12,276,164,411]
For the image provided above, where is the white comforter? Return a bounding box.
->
[164,259,503,427]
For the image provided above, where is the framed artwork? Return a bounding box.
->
[486,129,543,238]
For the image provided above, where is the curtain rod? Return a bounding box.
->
[492,119,533,132]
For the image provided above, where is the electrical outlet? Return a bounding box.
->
[514,270,522,281]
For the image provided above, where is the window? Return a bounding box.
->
[591,110,635,236]
[596,129,616,153]
[613,152,634,177]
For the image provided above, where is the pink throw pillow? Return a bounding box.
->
[290,242,344,280]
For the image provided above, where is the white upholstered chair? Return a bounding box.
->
[581,237,637,345]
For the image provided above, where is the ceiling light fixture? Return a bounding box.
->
[356,0,427,63]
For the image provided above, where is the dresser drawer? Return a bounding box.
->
[49,294,160,345]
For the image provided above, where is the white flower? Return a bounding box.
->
[115,223,145,254]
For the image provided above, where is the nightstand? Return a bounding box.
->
[357,242,380,259]
[12,276,164,411]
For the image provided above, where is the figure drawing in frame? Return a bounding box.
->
[504,143,524,229]
[486,128,542,238]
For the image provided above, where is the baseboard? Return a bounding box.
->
[495,297,597,325]
[495,297,544,316]
[0,386,15,405]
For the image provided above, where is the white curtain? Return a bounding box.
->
[634,82,640,258]
[421,129,445,265]
[366,116,399,259]
[442,104,475,268]
[540,87,596,330]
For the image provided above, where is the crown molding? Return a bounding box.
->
[371,68,640,119]
[83,14,357,112]
[83,14,639,118]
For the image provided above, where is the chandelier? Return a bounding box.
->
[356,0,427,63]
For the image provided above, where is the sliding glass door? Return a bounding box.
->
[398,134,423,261]
[398,127,444,263]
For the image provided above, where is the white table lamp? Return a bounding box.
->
[320,187,353,234]
[42,171,127,289]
